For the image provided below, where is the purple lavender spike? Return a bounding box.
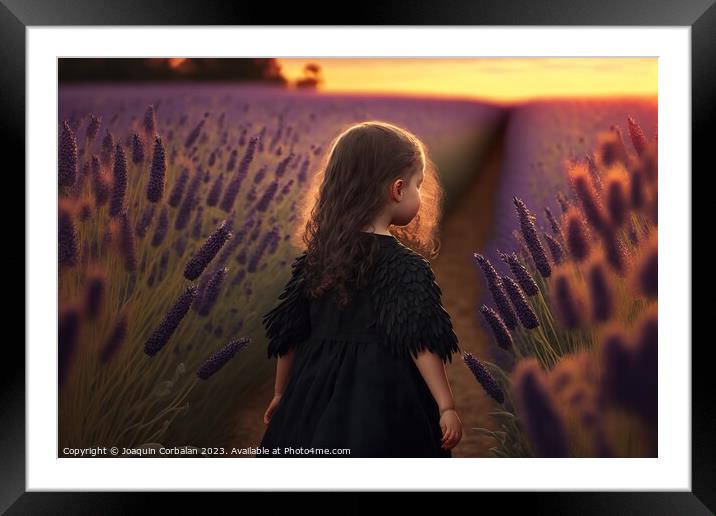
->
[500,251,538,296]
[514,360,568,457]
[513,197,551,277]
[501,276,539,329]
[184,220,232,280]
[147,135,166,203]
[479,305,513,350]
[462,351,504,404]
[59,121,78,188]
[144,284,198,357]
[58,204,78,267]
[131,133,144,164]
[169,166,190,208]
[99,312,128,363]
[543,232,564,265]
[197,336,250,379]
[109,143,128,218]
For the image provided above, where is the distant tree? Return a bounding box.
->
[295,62,324,90]
[58,58,288,85]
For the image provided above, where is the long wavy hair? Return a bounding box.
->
[292,120,446,308]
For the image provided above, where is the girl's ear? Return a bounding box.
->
[390,178,404,201]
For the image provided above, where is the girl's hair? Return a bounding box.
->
[293,120,446,308]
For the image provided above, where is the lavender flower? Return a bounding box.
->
[564,208,590,262]
[599,329,634,407]
[627,115,647,156]
[628,220,640,246]
[462,351,504,404]
[500,251,538,296]
[513,197,551,278]
[556,191,570,214]
[58,204,78,267]
[634,310,657,424]
[174,167,203,230]
[144,284,198,357]
[543,232,564,265]
[109,143,128,218]
[598,125,630,167]
[297,157,310,184]
[198,267,228,316]
[70,160,89,199]
[551,269,584,329]
[90,155,109,207]
[131,133,144,164]
[147,135,166,203]
[191,205,205,240]
[59,121,78,188]
[247,226,278,273]
[256,179,279,212]
[118,210,137,271]
[184,119,205,149]
[225,149,238,172]
[513,358,567,457]
[85,114,101,141]
[479,305,513,350]
[151,205,169,247]
[197,336,250,379]
[584,153,603,193]
[184,220,232,280]
[232,268,246,286]
[100,129,114,168]
[630,167,645,210]
[605,171,629,228]
[587,259,613,322]
[570,163,609,235]
[473,253,517,329]
[544,206,563,241]
[220,137,258,212]
[253,164,267,184]
[78,202,92,221]
[59,306,80,390]
[135,204,155,238]
[84,271,105,319]
[99,312,128,363]
[603,229,628,276]
[275,153,294,178]
[169,166,190,207]
[501,276,539,329]
[206,173,224,207]
[143,104,156,136]
[173,235,187,257]
[635,234,658,299]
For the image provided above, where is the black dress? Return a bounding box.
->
[257,232,461,458]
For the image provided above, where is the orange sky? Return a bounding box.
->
[276,58,657,104]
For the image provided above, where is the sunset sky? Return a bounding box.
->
[276,58,657,104]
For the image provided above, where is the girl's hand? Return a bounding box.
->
[439,409,463,450]
[263,393,283,425]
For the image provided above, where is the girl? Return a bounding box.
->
[257,121,463,458]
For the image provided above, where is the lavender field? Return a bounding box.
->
[58,82,658,457]
[57,83,504,453]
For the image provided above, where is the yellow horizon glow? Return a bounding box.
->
[276,58,657,104]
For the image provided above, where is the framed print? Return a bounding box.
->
[5,0,707,511]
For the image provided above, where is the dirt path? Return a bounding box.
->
[432,127,505,457]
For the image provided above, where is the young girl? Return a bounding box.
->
[257,121,463,458]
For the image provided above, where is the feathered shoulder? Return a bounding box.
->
[370,242,461,364]
[262,251,311,358]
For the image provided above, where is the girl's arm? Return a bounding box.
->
[412,349,456,413]
[273,347,297,395]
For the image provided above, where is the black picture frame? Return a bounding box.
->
[4,0,705,512]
